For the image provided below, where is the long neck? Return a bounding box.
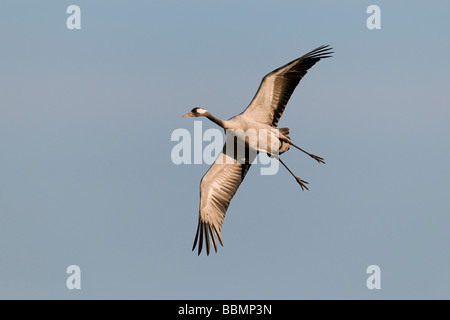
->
[205,112,226,128]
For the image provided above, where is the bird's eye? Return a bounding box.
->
[192,107,200,112]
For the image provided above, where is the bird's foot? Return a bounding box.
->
[296,177,309,191]
[310,154,325,164]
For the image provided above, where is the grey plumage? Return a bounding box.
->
[184,45,333,255]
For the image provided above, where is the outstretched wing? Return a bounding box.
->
[192,142,256,255]
[242,45,333,127]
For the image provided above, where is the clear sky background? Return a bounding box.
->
[1,0,449,299]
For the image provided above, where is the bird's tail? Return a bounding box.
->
[278,127,291,154]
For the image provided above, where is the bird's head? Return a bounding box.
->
[183,107,208,118]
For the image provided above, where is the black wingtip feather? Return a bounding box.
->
[307,45,334,59]
[198,222,203,255]
[204,223,210,256]
[192,219,200,252]
[213,225,224,247]
[193,220,224,256]
[209,224,218,253]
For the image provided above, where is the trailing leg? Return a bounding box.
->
[287,140,325,164]
[275,155,309,191]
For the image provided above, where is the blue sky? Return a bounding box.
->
[1,0,449,299]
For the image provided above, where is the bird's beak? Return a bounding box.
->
[183,112,194,118]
